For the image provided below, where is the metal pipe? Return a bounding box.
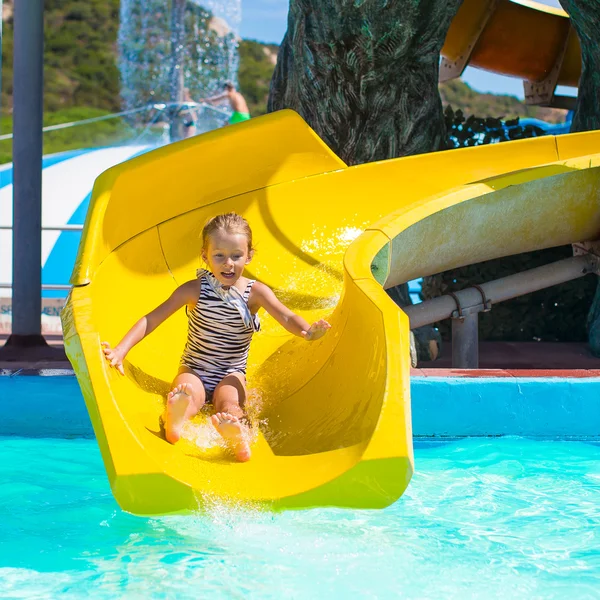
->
[404,255,595,329]
[452,313,479,368]
[0,102,229,142]
[9,0,44,341]
[0,105,152,141]
[0,283,72,291]
[0,224,84,231]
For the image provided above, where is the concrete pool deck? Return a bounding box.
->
[1,334,599,440]
[2,334,600,373]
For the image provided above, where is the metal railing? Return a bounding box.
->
[0,224,83,231]
[0,224,83,291]
[0,101,231,142]
[0,100,231,296]
[0,106,153,142]
[0,283,71,291]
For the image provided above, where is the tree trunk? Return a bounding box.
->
[268,0,462,361]
[268,0,463,165]
[559,0,600,355]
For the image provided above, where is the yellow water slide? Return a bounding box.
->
[62,111,600,515]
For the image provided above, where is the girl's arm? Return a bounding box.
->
[251,282,331,341]
[102,280,198,375]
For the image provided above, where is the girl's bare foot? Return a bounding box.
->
[163,383,192,444]
[210,412,251,462]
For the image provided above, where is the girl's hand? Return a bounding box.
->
[301,319,331,341]
[101,342,126,376]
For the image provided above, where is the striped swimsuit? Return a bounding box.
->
[180,269,260,394]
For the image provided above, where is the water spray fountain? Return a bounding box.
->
[118,0,241,142]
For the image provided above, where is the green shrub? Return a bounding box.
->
[238,40,278,116]
[444,105,546,148]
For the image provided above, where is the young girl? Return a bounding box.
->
[102,213,331,462]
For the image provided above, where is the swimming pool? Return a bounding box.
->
[1,436,598,599]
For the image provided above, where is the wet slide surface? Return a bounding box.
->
[63,111,600,514]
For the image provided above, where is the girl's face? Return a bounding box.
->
[202,230,252,287]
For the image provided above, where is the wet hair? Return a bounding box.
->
[223,81,235,91]
[202,212,254,253]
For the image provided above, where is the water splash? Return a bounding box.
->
[300,224,367,257]
[118,0,241,135]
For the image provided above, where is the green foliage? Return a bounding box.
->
[0,1,568,161]
[0,1,570,121]
[2,0,121,112]
[439,79,566,124]
[444,105,546,149]
[238,40,278,116]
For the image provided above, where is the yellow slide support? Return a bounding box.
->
[62,111,600,515]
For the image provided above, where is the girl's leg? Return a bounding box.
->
[212,372,247,419]
[163,367,206,444]
[211,372,251,462]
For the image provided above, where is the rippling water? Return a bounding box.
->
[1,437,598,599]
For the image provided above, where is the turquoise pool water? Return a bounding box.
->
[1,437,599,599]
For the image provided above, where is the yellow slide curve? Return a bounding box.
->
[62,110,600,515]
